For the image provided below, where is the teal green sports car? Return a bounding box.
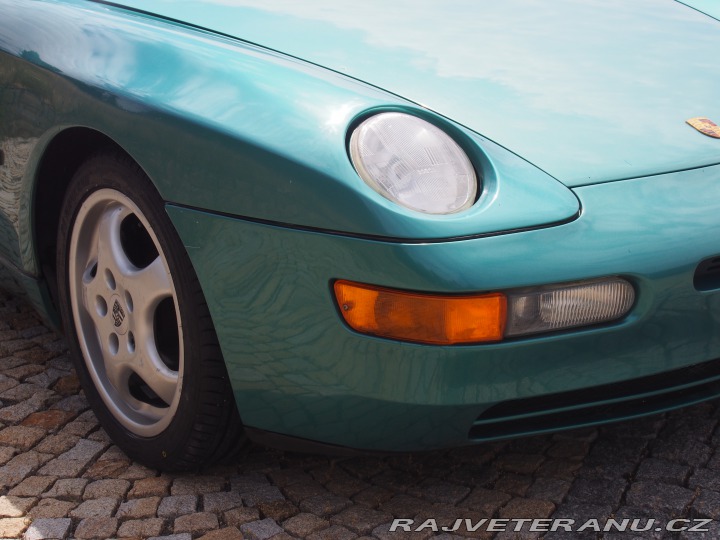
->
[2,0,720,470]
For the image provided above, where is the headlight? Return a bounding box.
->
[349,112,478,214]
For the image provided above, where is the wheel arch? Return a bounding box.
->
[33,127,147,313]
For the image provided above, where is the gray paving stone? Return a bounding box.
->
[526,477,571,504]
[128,476,171,498]
[255,499,298,522]
[0,394,52,424]
[651,438,713,467]
[283,481,327,503]
[445,463,499,487]
[9,476,56,497]
[170,475,225,495]
[73,516,118,539]
[0,516,30,538]
[547,439,591,459]
[224,507,261,528]
[498,498,555,519]
[23,517,71,540]
[242,485,286,507]
[37,458,87,477]
[299,493,352,517]
[115,496,161,519]
[41,478,87,500]
[691,488,720,519]
[95,445,127,462]
[551,502,614,522]
[56,439,105,462]
[33,434,80,456]
[27,499,77,519]
[230,473,270,493]
[460,487,512,514]
[609,506,676,540]
[325,476,369,499]
[0,426,45,450]
[0,446,16,466]
[407,480,470,505]
[353,485,394,508]
[494,472,532,496]
[240,518,284,540]
[0,384,52,402]
[118,462,155,480]
[0,374,19,394]
[158,495,197,517]
[49,395,88,414]
[576,458,635,480]
[306,526,357,540]
[661,416,717,441]
[82,478,130,499]
[173,512,219,534]
[196,526,245,540]
[636,457,691,485]
[625,481,695,513]
[0,451,52,487]
[494,453,545,475]
[330,504,393,535]
[268,469,312,487]
[69,497,118,518]
[689,467,720,492]
[566,477,627,506]
[203,491,242,513]
[25,368,68,389]
[0,495,36,517]
[116,517,165,538]
[372,523,434,540]
[283,513,329,537]
[588,437,648,463]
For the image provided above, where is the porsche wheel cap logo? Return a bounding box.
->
[687,117,720,139]
[112,298,126,330]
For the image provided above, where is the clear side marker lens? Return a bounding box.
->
[505,278,635,337]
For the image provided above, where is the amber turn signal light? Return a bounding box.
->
[333,280,507,345]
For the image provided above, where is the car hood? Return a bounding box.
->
[104,0,720,186]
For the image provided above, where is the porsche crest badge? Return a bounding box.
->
[687,117,720,139]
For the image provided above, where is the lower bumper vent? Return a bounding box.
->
[469,358,720,440]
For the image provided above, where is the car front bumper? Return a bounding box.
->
[167,163,720,451]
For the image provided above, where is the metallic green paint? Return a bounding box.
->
[0,0,578,281]
[167,162,720,450]
[677,0,720,22]
[2,0,720,451]
[102,0,720,187]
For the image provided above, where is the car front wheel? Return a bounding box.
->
[56,151,245,470]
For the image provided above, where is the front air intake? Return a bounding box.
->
[469,358,720,440]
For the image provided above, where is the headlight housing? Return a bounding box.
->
[349,112,478,214]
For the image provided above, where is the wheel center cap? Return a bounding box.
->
[110,295,128,335]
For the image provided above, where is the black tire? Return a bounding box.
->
[56,151,246,471]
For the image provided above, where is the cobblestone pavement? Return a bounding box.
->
[1,290,720,540]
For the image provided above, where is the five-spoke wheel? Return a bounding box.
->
[57,152,245,470]
[69,189,182,436]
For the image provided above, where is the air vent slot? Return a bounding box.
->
[694,256,720,291]
[468,358,720,441]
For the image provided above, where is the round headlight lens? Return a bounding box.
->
[349,113,478,214]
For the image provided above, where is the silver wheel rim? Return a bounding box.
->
[69,188,184,437]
